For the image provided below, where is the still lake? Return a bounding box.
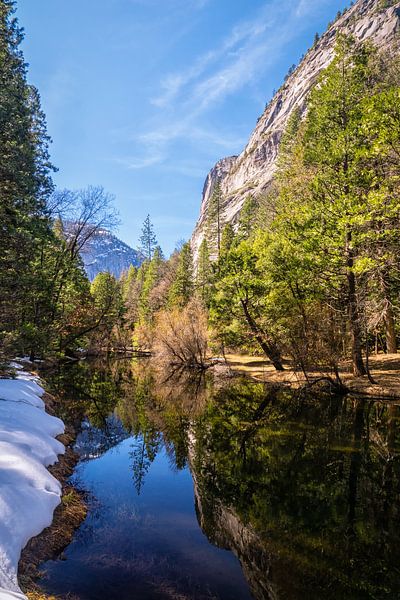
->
[39,358,400,599]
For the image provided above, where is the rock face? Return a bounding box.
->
[80,229,142,281]
[191,0,400,258]
[192,155,237,255]
[193,483,278,600]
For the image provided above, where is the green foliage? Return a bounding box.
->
[138,248,164,323]
[261,36,400,372]
[378,0,398,8]
[0,1,55,357]
[139,214,158,261]
[205,38,400,371]
[168,242,194,308]
[206,181,223,259]
[196,239,213,308]
[219,223,236,257]
[237,195,259,241]
[278,106,302,170]
[210,239,284,368]
[121,265,137,301]
[91,272,124,321]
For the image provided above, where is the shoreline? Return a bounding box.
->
[13,351,400,599]
[17,391,87,600]
[222,352,400,400]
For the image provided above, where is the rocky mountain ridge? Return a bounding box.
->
[191,0,400,258]
[80,229,142,281]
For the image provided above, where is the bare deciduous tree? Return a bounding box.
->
[154,299,209,369]
[49,185,119,259]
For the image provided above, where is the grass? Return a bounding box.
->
[224,352,400,399]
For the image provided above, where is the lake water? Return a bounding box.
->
[39,358,400,599]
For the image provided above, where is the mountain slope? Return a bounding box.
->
[80,229,142,281]
[191,0,400,257]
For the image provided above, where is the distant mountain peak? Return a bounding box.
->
[80,229,142,281]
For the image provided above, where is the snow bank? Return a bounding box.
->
[0,370,65,600]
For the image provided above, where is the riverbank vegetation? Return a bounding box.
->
[112,37,400,385]
[1,0,399,392]
[0,2,121,365]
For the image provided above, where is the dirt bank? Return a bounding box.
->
[224,353,400,399]
[18,391,86,600]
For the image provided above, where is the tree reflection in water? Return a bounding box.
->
[47,359,400,599]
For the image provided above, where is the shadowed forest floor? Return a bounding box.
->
[224,353,400,399]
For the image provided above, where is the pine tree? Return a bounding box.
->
[206,181,223,260]
[220,223,236,257]
[0,1,55,357]
[168,242,194,308]
[121,264,137,298]
[139,214,158,261]
[139,247,164,322]
[237,196,259,241]
[356,79,400,353]
[196,239,213,308]
[91,273,124,326]
[273,37,397,375]
[210,239,284,371]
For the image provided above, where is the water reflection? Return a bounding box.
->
[41,359,400,600]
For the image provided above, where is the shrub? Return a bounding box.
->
[154,300,209,369]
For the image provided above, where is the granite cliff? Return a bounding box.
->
[191,0,400,258]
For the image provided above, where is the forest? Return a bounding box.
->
[76,38,400,389]
[1,0,399,394]
[1,0,400,599]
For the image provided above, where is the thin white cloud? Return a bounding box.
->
[115,153,165,170]
[295,0,332,17]
[117,0,335,172]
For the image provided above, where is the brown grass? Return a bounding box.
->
[224,352,400,399]
[26,593,58,600]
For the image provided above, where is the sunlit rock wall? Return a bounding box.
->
[191,0,400,260]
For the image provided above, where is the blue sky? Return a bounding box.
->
[17,0,349,255]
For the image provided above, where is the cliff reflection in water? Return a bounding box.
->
[48,359,400,599]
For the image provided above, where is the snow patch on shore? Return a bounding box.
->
[0,370,65,599]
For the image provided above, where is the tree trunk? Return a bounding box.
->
[240,299,284,371]
[380,271,397,354]
[384,302,397,354]
[347,400,364,534]
[346,231,366,377]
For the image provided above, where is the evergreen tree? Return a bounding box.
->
[139,214,158,261]
[272,37,400,374]
[121,264,137,301]
[357,82,400,352]
[91,272,124,347]
[220,223,236,257]
[196,239,213,308]
[139,247,164,323]
[237,196,259,241]
[206,181,223,259]
[210,240,284,370]
[0,1,55,357]
[278,107,302,171]
[168,242,194,308]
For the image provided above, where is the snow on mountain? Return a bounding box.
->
[80,229,142,281]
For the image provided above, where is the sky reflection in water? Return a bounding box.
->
[40,360,400,600]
